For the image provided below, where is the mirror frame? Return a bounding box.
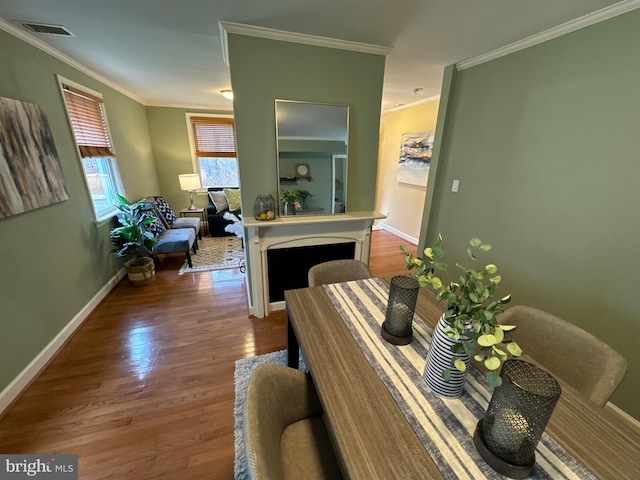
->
[275,99,349,216]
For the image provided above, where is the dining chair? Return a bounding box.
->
[244,363,343,480]
[500,305,626,407]
[308,259,372,287]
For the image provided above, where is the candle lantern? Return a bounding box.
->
[474,359,561,479]
[381,276,419,345]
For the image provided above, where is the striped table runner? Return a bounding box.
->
[324,278,595,480]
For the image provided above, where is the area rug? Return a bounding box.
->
[178,236,244,274]
[234,350,306,480]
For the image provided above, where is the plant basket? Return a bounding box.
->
[124,257,156,286]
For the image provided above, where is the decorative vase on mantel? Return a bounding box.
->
[282,202,296,216]
[423,314,471,397]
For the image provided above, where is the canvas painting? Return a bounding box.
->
[397,130,434,187]
[0,96,69,219]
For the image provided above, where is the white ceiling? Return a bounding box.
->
[0,0,633,111]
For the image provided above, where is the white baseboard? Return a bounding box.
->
[270,300,286,312]
[0,268,126,415]
[376,222,418,245]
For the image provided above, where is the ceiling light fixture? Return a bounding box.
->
[220,89,234,100]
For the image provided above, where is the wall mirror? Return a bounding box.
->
[275,100,349,215]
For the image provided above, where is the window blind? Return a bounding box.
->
[62,84,114,158]
[190,117,236,158]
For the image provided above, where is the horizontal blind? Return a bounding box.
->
[191,117,236,158]
[62,84,114,158]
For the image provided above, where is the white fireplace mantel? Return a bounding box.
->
[245,211,385,318]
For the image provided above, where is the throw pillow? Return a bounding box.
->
[224,189,241,212]
[154,196,177,226]
[145,198,169,230]
[208,191,229,213]
[147,216,166,237]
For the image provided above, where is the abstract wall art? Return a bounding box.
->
[397,130,434,187]
[0,96,69,219]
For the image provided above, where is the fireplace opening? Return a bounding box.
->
[267,242,356,302]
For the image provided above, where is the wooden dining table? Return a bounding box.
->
[284,279,640,480]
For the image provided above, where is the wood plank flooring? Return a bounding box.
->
[0,229,416,479]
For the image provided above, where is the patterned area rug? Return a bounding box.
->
[234,350,306,480]
[178,236,245,274]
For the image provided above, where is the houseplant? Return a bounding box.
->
[110,194,158,286]
[401,235,522,389]
[280,188,299,216]
[297,189,312,209]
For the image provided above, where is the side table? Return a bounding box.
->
[179,208,208,236]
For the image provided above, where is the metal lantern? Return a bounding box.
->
[381,276,419,345]
[474,359,561,479]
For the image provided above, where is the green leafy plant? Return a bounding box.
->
[280,188,299,204]
[110,195,158,266]
[297,190,312,200]
[401,234,522,387]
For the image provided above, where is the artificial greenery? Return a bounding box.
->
[280,188,299,204]
[110,195,157,266]
[401,234,522,387]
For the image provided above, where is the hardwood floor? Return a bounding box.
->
[0,229,416,479]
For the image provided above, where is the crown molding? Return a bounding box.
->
[219,20,392,67]
[458,0,640,70]
[144,100,233,112]
[382,94,441,114]
[0,17,144,103]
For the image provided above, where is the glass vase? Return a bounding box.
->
[253,194,276,221]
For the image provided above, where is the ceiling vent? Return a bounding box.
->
[18,22,75,37]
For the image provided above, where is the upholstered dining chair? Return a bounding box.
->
[500,305,626,407]
[308,259,372,287]
[244,363,343,480]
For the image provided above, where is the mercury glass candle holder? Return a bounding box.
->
[381,275,419,345]
[474,359,561,479]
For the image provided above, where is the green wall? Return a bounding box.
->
[0,30,158,393]
[145,106,231,210]
[226,34,386,214]
[425,11,640,418]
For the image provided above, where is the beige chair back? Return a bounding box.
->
[244,364,342,480]
[501,305,626,407]
[308,259,372,287]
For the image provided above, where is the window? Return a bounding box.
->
[188,114,239,188]
[60,77,124,221]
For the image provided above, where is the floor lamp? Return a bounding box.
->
[178,174,201,210]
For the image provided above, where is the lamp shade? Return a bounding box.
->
[178,174,201,191]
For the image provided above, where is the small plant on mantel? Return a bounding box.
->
[401,234,523,387]
[297,189,312,208]
[280,188,299,204]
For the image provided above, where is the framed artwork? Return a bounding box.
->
[397,130,434,187]
[0,96,69,219]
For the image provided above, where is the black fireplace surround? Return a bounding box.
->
[267,241,356,302]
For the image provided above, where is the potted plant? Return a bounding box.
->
[297,189,312,209]
[401,235,522,390]
[110,194,158,286]
[280,188,299,216]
